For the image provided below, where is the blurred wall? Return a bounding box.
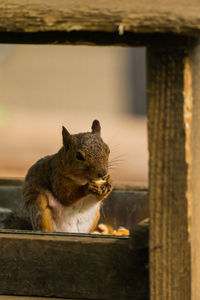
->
[0,45,129,113]
[0,45,148,183]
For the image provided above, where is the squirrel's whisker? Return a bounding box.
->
[108,166,118,170]
[108,159,124,166]
[109,159,124,164]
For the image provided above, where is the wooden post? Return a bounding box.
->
[147,40,192,299]
[189,39,200,300]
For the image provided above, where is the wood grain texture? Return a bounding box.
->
[0,229,148,299]
[0,0,199,45]
[100,190,149,229]
[0,178,24,186]
[0,0,200,35]
[0,296,87,299]
[189,39,200,300]
[147,40,191,299]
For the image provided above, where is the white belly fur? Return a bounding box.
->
[46,191,100,233]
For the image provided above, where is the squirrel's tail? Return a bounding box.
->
[0,207,32,230]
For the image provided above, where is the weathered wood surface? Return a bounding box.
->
[0,226,148,300]
[189,39,200,300]
[0,297,75,300]
[99,190,148,229]
[0,186,22,210]
[147,39,191,299]
[0,0,200,36]
[0,1,199,45]
[0,178,24,186]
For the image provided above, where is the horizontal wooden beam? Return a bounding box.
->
[0,1,199,45]
[0,178,24,186]
[0,31,195,47]
[0,297,74,300]
[0,227,148,299]
[0,0,200,36]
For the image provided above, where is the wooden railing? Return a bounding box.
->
[1,1,200,299]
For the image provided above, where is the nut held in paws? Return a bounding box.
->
[91,179,106,186]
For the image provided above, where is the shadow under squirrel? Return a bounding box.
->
[21,119,113,233]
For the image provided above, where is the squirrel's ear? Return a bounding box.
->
[91,120,101,136]
[62,126,71,150]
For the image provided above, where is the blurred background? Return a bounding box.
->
[0,44,147,184]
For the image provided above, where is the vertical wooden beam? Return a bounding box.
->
[147,40,191,299]
[189,39,200,300]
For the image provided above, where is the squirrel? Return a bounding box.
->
[22,120,113,233]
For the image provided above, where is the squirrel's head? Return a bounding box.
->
[61,120,110,185]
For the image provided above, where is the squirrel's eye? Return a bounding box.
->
[76,151,85,161]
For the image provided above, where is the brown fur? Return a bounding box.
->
[23,120,113,232]
[36,193,53,232]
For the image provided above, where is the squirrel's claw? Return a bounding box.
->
[88,176,113,200]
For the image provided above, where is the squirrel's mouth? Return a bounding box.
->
[67,173,109,186]
[89,174,109,181]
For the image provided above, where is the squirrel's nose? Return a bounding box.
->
[98,169,107,178]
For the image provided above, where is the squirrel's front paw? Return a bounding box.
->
[88,175,113,201]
